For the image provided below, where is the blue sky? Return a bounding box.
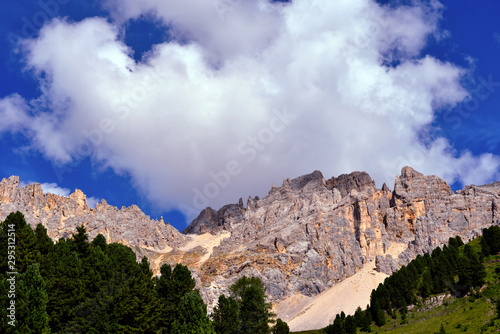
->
[0,0,499,231]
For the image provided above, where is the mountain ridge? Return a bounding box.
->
[1,166,499,331]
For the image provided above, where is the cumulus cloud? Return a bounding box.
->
[1,0,499,220]
[0,94,31,133]
[39,182,71,197]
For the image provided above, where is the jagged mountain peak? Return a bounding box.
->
[0,176,189,272]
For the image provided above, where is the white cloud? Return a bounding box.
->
[40,182,71,197]
[2,0,499,220]
[0,94,31,133]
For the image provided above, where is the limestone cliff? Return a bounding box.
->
[181,166,500,311]
[0,175,188,272]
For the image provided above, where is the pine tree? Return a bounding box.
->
[70,225,90,257]
[139,256,153,278]
[448,237,459,250]
[325,315,344,334]
[238,283,273,334]
[43,238,85,332]
[114,275,161,333]
[344,315,356,334]
[230,275,266,299]
[92,233,107,251]
[272,318,290,334]
[212,294,239,334]
[481,236,491,256]
[482,226,500,254]
[1,212,40,274]
[400,297,408,324]
[371,300,386,326]
[171,291,215,334]
[106,243,142,278]
[34,223,54,256]
[81,244,113,296]
[354,306,371,332]
[456,244,487,292]
[17,264,50,334]
[464,245,486,287]
[418,269,432,298]
[156,263,197,332]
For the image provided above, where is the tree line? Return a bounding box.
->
[0,211,289,333]
[325,226,500,333]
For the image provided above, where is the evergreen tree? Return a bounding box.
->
[238,284,273,334]
[448,236,459,250]
[481,236,491,256]
[114,275,161,333]
[70,225,89,257]
[0,211,40,274]
[81,245,113,296]
[156,263,197,332]
[43,238,85,332]
[412,255,425,274]
[354,306,371,332]
[456,244,486,293]
[34,223,54,256]
[464,245,486,287]
[230,275,266,300]
[457,253,472,291]
[16,264,50,334]
[272,319,290,334]
[400,297,408,324]
[482,226,500,254]
[92,233,107,251]
[371,300,386,326]
[344,315,356,334]
[139,256,153,278]
[423,253,432,266]
[171,291,215,334]
[157,263,196,306]
[106,243,141,278]
[325,315,344,334]
[212,294,239,334]
[418,269,432,298]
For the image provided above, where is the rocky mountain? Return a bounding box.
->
[184,167,499,321]
[0,175,188,271]
[1,167,499,330]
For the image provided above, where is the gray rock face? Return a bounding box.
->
[0,176,188,272]
[326,171,376,197]
[375,255,399,275]
[182,202,245,235]
[181,167,500,308]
